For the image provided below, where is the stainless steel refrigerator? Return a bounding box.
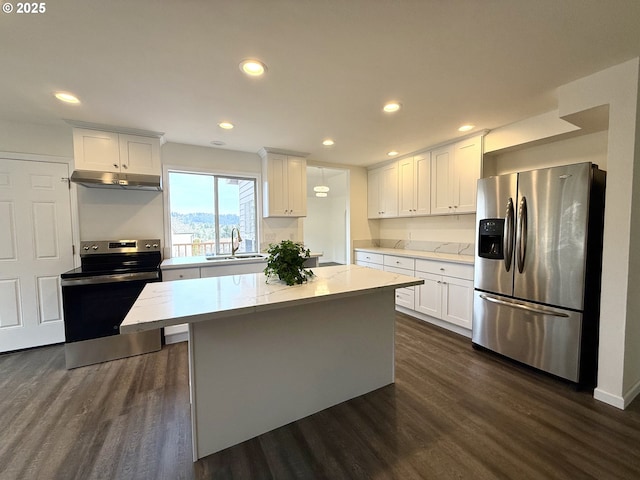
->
[472,162,606,386]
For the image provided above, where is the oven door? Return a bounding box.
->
[62,273,159,343]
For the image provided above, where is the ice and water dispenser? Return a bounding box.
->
[478,219,505,259]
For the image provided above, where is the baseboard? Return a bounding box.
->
[594,388,626,409]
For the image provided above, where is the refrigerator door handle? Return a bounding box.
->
[517,196,528,273]
[479,294,570,318]
[504,197,515,272]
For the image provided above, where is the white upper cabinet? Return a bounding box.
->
[260,150,307,217]
[367,162,398,219]
[398,152,431,217]
[430,134,482,215]
[73,128,161,175]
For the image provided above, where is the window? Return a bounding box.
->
[168,170,258,257]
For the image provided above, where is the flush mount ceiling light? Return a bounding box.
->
[239,59,267,77]
[313,168,330,195]
[458,124,475,132]
[54,91,80,104]
[218,122,234,130]
[383,102,401,113]
[322,139,335,147]
[387,151,399,157]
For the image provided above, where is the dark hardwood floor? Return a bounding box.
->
[2,313,640,479]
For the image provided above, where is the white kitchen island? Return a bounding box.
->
[121,265,422,460]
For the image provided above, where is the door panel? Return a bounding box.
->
[0,159,73,352]
[514,163,590,310]
[473,291,582,382]
[474,173,517,296]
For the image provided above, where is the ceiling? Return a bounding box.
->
[2,0,640,167]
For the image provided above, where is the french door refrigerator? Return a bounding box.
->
[472,162,606,386]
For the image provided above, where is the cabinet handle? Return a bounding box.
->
[122,164,128,169]
[440,268,445,271]
[113,163,118,169]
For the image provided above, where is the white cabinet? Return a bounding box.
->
[367,163,398,219]
[355,251,384,270]
[430,135,482,215]
[414,259,474,330]
[260,151,307,217]
[73,128,161,175]
[383,255,416,310]
[398,153,431,216]
[162,267,200,281]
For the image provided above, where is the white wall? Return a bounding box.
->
[305,193,347,264]
[0,120,73,158]
[556,58,640,408]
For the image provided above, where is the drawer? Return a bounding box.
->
[355,251,384,265]
[384,255,415,270]
[356,260,384,271]
[162,267,200,281]
[394,287,415,310]
[415,259,473,280]
[383,265,414,276]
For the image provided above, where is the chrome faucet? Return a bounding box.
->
[231,227,242,256]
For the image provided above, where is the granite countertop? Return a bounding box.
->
[121,264,423,333]
[354,247,474,265]
[161,252,322,269]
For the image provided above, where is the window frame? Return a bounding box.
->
[162,164,262,258]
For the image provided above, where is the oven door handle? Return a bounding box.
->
[61,271,160,286]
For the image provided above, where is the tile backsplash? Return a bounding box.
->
[354,239,475,256]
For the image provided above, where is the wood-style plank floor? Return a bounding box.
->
[2,313,639,479]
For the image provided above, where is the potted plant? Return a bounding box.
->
[264,240,315,285]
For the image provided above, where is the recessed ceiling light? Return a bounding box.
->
[387,151,399,157]
[218,122,234,130]
[54,92,80,104]
[383,102,401,113]
[458,124,474,132]
[210,140,226,146]
[322,139,335,147]
[239,59,267,77]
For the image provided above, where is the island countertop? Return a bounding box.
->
[121,264,423,334]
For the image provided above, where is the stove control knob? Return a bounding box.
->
[92,245,99,251]
[145,243,151,248]
[83,245,90,251]
[152,243,159,248]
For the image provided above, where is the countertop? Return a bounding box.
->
[354,247,474,265]
[161,252,322,269]
[121,264,423,333]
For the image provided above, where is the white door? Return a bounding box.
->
[0,159,74,352]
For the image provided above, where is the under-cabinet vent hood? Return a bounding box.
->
[70,170,162,191]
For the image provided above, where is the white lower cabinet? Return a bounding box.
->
[355,250,474,334]
[414,259,474,330]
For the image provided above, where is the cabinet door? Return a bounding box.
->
[453,136,481,213]
[118,134,161,175]
[430,145,453,215]
[263,154,288,216]
[397,157,415,216]
[286,156,307,217]
[414,272,442,318]
[367,169,382,219]
[73,128,120,172]
[441,276,474,329]
[380,163,398,217]
[414,153,431,215]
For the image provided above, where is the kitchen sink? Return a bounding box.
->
[205,254,266,261]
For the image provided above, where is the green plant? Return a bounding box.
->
[264,240,314,285]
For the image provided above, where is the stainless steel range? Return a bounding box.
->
[61,239,162,369]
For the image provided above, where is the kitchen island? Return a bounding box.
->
[121,264,422,460]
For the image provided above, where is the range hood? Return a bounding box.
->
[70,170,162,191]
